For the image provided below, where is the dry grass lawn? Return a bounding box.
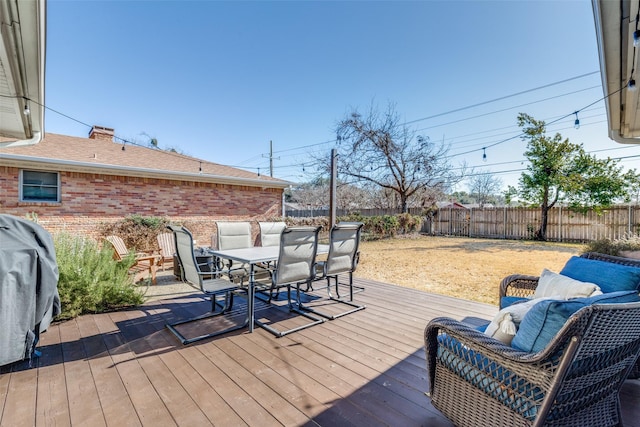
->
[355,235,584,305]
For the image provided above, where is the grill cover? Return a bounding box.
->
[0,214,61,366]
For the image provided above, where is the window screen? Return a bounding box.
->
[20,170,60,202]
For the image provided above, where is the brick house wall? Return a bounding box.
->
[0,165,283,245]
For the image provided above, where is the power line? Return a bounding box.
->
[403,71,600,125]
[261,73,602,161]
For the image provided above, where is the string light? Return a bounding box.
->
[574,111,580,130]
[629,78,637,91]
[23,104,30,116]
[482,147,487,162]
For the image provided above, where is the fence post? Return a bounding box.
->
[559,205,562,242]
[503,207,507,239]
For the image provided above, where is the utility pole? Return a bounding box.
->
[330,148,337,227]
[269,140,273,177]
[262,140,279,177]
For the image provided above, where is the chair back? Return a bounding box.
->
[157,232,175,260]
[273,226,321,286]
[105,235,128,260]
[215,221,252,250]
[168,225,202,288]
[324,222,364,276]
[259,221,286,247]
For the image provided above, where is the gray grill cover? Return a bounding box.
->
[0,214,61,366]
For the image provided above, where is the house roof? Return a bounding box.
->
[0,132,290,189]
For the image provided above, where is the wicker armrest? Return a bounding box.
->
[424,316,559,392]
[499,274,540,300]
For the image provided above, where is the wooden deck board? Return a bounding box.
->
[1,277,639,427]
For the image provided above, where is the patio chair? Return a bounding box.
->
[258,221,287,247]
[214,221,252,283]
[256,221,287,272]
[425,300,640,427]
[254,226,325,337]
[104,235,160,285]
[156,232,175,271]
[165,225,247,345]
[307,221,366,319]
[499,251,640,379]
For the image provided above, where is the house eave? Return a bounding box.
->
[0,0,46,146]
[592,0,640,144]
[0,153,291,189]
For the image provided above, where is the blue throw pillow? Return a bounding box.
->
[511,290,640,353]
[559,256,640,293]
[500,296,528,309]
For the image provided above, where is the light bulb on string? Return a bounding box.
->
[634,29,640,47]
[482,147,487,162]
[630,78,638,92]
[573,111,580,130]
[23,104,30,116]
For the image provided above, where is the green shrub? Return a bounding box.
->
[582,234,640,256]
[54,233,144,320]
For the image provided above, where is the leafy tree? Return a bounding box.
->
[514,113,639,240]
[332,102,462,213]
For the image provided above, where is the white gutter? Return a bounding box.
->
[0,0,45,145]
[591,0,640,144]
[0,152,291,189]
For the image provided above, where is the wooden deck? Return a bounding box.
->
[1,277,639,426]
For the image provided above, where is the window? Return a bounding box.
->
[20,170,60,202]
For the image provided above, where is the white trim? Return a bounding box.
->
[0,153,291,189]
[19,169,60,202]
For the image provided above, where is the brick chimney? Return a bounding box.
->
[88,125,115,141]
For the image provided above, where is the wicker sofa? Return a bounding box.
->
[500,252,640,379]
[425,301,640,427]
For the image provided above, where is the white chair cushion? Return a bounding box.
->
[533,269,602,299]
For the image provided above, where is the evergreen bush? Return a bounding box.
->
[54,233,144,320]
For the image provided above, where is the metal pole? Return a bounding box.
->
[330,148,337,227]
[270,140,274,177]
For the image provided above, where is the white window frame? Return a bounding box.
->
[19,170,61,203]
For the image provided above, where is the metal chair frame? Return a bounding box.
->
[306,222,366,319]
[214,221,252,283]
[254,226,325,337]
[165,225,247,345]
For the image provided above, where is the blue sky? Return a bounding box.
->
[44,0,638,192]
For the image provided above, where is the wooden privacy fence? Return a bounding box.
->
[285,208,425,218]
[424,205,640,242]
[286,205,640,242]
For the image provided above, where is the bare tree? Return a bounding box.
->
[333,102,462,213]
[468,172,503,207]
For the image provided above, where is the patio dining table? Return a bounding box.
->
[207,244,329,332]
